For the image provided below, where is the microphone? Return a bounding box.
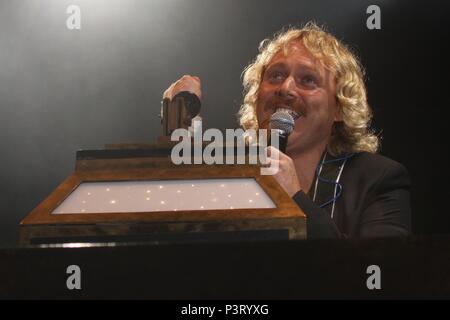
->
[269,108,298,153]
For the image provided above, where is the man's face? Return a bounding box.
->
[256,41,341,155]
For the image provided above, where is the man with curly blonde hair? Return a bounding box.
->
[163,22,411,238]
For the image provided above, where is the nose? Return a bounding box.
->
[276,75,297,101]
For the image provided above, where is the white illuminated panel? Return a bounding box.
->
[51,178,275,214]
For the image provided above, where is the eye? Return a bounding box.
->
[301,75,317,87]
[265,69,286,83]
[270,71,284,81]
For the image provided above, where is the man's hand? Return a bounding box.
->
[163,75,202,100]
[266,146,302,197]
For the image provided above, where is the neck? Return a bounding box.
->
[288,144,327,194]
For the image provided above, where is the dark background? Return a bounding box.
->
[0,0,448,246]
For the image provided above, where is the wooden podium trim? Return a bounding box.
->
[19,149,306,244]
[21,163,304,225]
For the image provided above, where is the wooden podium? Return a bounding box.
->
[20,144,306,245]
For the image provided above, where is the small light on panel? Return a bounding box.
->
[146,197,150,201]
[110,200,116,204]
[160,201,165,205]
[106,188,110,192]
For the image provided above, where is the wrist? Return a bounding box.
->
[289,187,302,198]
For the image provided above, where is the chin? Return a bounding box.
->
[286,139,305,155]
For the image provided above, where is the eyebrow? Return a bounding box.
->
[265,62,320,74]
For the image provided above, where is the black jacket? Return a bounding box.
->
[292,152,411,239]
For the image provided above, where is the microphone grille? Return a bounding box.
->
[270,109,295,135]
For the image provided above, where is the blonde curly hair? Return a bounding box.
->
[239,22,379,155]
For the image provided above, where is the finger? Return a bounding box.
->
[173,82,190,95]
[163,88,170,99]
[174,77,193,90]
[262,157,280,168]
[266,146,281,159]
[163,83,174,99]
[179,75,201,85]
